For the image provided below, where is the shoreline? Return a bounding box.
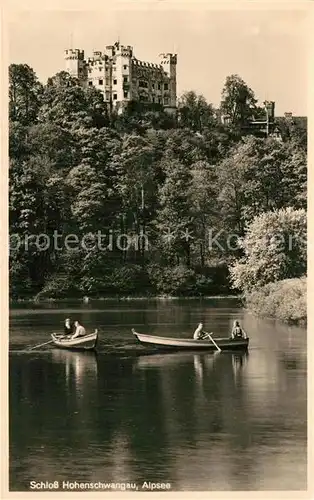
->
[10,294,242,304]
[9,292,306,326]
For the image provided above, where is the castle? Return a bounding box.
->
[65,41,177,114]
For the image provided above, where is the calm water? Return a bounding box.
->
[9,298,307,491]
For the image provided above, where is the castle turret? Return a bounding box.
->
[264,101,275,121]
[64,49,87,84]
[159,53,177,112]
[114,43,133,107]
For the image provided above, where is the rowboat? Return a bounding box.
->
[132,329,249,351]
[51,329,98,351]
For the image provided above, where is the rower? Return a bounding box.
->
[193,323,204,340]
[231,320,247,339]
[71,320,86,339]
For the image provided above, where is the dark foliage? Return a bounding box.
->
[9,65,307,298]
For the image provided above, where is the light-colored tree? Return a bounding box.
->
[229,208,306,291]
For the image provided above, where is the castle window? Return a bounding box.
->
[113,93,117,100]
[113,79,117,85]
[158,83,161,90]
[89,81,93,86]
[164,97,169,105]
[124,90,128,98]
[164,83,169,90]
[99,67,103,71]
[152,83,155,89]
[99,79,103,85]
[123,65,128,70]
[123,76,128,83]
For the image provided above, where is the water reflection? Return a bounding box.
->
[9,301,307,491]
[50,349,98,390]
[136,351,248,382]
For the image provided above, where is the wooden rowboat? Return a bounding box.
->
[51,329,98,351]
[132,329,249,351]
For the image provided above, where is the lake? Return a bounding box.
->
[9,298,307,491]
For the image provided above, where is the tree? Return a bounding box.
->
[112,134,159,261]
[9,64,43,125]
[65,163,117,233]
[229,208,306,292]
[39,76,109,129]
[189,160,219,266]
[162,128,208,166]
[178,91,215,132]
[282,147,307,209]
[9,157,62,291]
[26,123,76,172]
[275,116,307,151]
[220,74,258,126]
[217,136,307,233]
[47,70,79,88]
[9,121,30,160]
[156,159,194,266]
[74,127,121,173]
[113,101,177,133]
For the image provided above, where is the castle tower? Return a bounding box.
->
[113,42,133,110]
[264,101,275,121]
[64,49,87,85]
[159,53,177,112]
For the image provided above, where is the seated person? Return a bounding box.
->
[64,318,74,336]
[71,320,86,339]
[193,323,204,340]
[231,320,247,339]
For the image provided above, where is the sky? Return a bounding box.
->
[8,7,309,116]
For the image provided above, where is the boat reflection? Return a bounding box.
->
[136,350,218,370]
[135,351,249,396]
[50,349,98,390]
[194,352,221,384]
[232,351,249,372]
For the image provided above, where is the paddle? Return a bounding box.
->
[202,330,221,352]
[27,339,54,351]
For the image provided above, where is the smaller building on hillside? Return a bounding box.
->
[220,101,281,138]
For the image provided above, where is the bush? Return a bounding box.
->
[10,268,32,300]
[34,274,81,300]
[245,277,306,324]
[229,208,307,292]
[146,264,231,296]
[147,264,195,296]
[109,265,152,296]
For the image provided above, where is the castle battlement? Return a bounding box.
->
[64,49,85,60]
[64,41,177,114]
[133,59,163,70]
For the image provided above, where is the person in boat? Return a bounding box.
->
[64,318,74,336]
[71,320,87,339]
[231,320,247,339]
[193,323,210,340]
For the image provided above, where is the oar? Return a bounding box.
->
[27,339,54,351]
[203,330,221,352]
